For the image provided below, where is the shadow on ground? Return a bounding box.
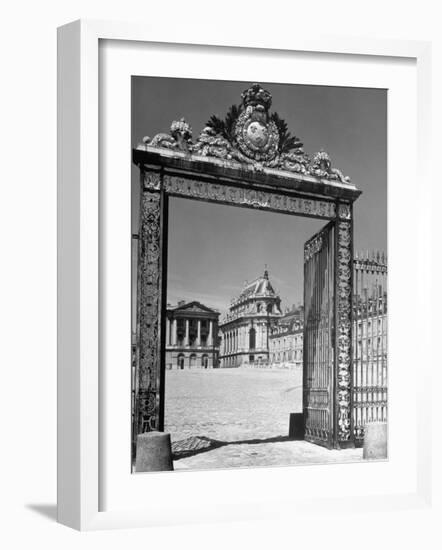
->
[172,435,293,460]
[26,504,57,522]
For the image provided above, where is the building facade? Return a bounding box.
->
[269,306,304,368]
[165,301,220,369]
[352,253,388,443]
[219,270,282,367]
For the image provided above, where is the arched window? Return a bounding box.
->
[189,354,197,369]
[202,354,209,369]
[249,327,256,350]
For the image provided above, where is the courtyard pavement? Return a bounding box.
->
[164,367,363,471]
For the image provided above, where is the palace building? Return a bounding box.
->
[165,301,220,369]
[269,306,304,369]
[219,270,283,367]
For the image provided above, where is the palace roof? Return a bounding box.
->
[236,269,277,302]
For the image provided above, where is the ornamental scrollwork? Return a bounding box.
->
[338,203,352,220]
[143,171,161,191]
[142,117,193,153]
[137,83,351,184]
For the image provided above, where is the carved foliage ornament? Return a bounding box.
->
[336,219,353,441]
[136,191,162,433]
[139,83,351,183]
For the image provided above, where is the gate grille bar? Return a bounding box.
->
[303,222,335,447]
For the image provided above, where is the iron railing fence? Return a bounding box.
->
[352,251,388,446]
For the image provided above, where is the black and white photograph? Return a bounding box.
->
[4,1,438,543]
[131,77,388,472]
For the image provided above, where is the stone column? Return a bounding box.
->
[171,318,177,346]
[166,317,170,346]
[208,320,213,346]
[196,319,201,347]
[184,319,189,347]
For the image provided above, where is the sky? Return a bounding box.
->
[132,77,387,314]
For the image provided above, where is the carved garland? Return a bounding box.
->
[336,208,353,441]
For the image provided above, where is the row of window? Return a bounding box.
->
[271,350,303,362]
[175,353,210,369]
[176,337,209,348]
[271,336,303,349]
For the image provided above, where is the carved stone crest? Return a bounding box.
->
[234,84,279,162]
[138,83,352,183]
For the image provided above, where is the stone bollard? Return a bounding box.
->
[135,432,174,472]
[363,422,388,460]
[288,413,305,440]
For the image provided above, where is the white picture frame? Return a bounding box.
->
[57,19,432,531]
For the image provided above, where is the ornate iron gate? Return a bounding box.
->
[132,83,360,466]
[303,222,335,447]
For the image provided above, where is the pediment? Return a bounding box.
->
[173,301,218,315]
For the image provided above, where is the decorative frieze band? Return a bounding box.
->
[161,175,336,219]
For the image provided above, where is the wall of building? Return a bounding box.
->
[165,301,220,369]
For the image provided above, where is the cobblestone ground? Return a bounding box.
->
[165,368,362,470]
